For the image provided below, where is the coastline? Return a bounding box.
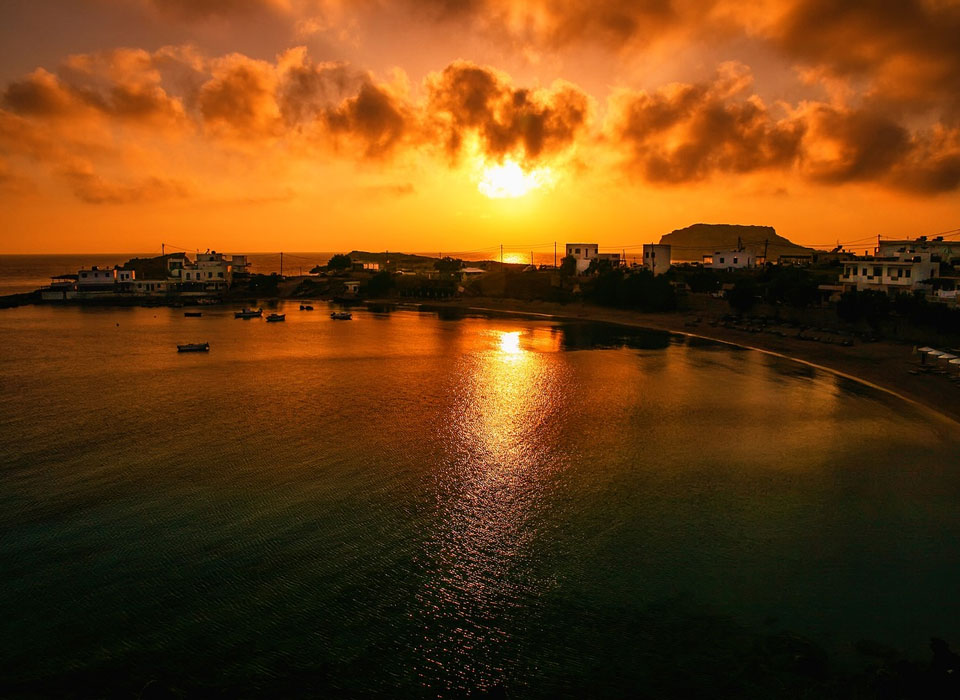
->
[408,297,960,427]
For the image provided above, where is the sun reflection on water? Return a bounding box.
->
[415,327,569,693]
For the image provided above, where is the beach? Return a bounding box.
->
[414,297,960,427]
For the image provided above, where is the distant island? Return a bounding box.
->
[660,223,815,262]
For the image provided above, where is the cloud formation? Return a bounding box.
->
[609,62,803,183]
[2,44,959,204]
[426,61,590,165]
[608,63,960,193]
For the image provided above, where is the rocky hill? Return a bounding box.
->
[659,224,815,262]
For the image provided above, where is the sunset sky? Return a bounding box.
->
[1,0,959,254]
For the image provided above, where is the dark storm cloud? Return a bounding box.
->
[426,61,590,164]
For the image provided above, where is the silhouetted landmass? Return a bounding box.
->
[660,223,815,262]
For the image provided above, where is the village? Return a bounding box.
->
[34,234,960,313]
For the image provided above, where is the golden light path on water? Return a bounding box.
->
[416,327,571,693]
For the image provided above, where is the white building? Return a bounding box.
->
[77,267,117,287]
[878,236,960,262]
[179,250,245,291]
[707,250,755,270]
[642,244,671,275]
[840,252,940,295]
[565,243,598,273]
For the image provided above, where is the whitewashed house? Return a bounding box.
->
[840,251,940,295]
[642,244,671,275]
[565,243,598,273]
[707,250,755,270]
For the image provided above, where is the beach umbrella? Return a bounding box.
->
[938,353,957,361]
[917,346,938,364]
[951,358,960,375]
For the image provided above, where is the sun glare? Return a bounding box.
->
[478,160,551,199]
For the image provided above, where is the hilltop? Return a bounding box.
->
[659,224,815,262]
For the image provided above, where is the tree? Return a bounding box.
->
[586,257,614,275]
[434,257,463,273]
[727,279,758,312]
[687,269,720,294]
[560,255,577,277]
[366,270,395,297]
[327,254,352,270]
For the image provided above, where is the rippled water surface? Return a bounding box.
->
[1,302,958,697]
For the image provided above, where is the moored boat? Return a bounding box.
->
[234,307,263,318]
[184,311,202,317]
[266,313,286,322]
[330,311,352,320]
[300,305,314,311]
[177,342,210,352]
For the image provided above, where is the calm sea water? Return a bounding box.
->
[1,302,958,697]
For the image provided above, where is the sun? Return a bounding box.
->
[478,159,552,199]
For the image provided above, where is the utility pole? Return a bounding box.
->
[500,244,503,270]
[162,243,165,256]
[763,239,769,264]
[877,233,881,256]
[280,251,283,276]
[554,241,557,268]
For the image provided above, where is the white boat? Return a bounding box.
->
[177,342,209,352]
[235,307,263,318]
[330,311,352,320]
[266,313,286,322]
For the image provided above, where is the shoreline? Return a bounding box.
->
[408,297,960,427]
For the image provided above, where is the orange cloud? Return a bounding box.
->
[607,63,960,193]
[426,61,590,166]
[608,63,804,183]
[2,44,959,206]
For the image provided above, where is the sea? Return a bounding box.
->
[1,295,960,695]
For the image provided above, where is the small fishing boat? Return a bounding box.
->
[330,311,352,320]
[234,307,263,319]
[184,311,202,317]
[300,305,314,311]
[266,313,286,322]
[177,342,209,352]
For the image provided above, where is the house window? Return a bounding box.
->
[719,257,725,264]
[218,272,223,278]
[208,272,212,278]
[81,273,87,278]
[905,269,911,278]
[862,267,867,275]
[733,257,738,264]
[873,267,881,277]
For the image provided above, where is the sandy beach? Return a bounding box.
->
[413,297,960,427]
